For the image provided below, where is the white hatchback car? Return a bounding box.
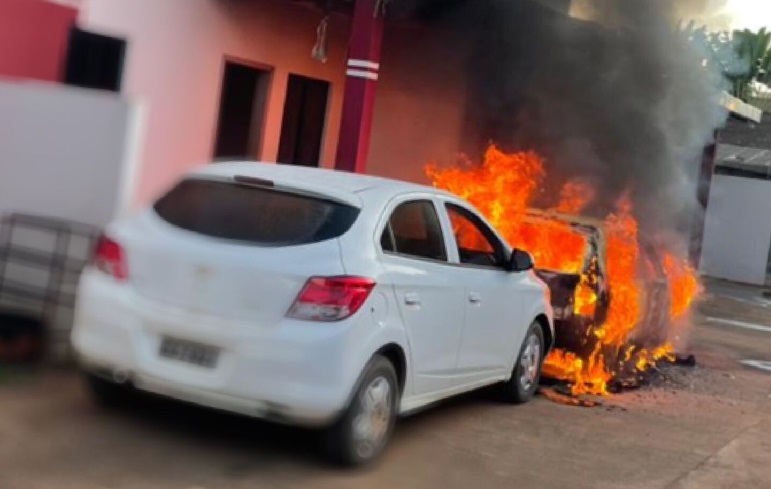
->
[71,162,554,465]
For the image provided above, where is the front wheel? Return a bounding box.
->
[499,322,544,404]
[323,355,399,467]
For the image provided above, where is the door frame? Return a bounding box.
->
[277,73,332,167]
[211,56,275,161]
[375,193,468,396]
[434,196,523,380]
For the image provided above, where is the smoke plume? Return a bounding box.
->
[406,0,731,243]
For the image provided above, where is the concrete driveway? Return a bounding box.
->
[0,280,769,489]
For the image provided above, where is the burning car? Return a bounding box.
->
[523,210,672,359]
[428,145,699,395]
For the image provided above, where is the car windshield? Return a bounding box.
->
[153,178,359,246]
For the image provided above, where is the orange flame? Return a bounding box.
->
[574,273,598,317]
[427,145,700,396]
[594,199,642,347]
[428,147,588,274]
[557,181,596,214]
[550,200,645,396]
[663,254,700,319]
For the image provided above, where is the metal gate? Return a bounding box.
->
[0,213,100,362]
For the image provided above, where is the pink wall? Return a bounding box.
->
[81,0,350,205]
[80,0,468,206]
[0,0,77,82]
[368,23,469,184]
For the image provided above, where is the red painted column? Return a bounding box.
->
[335,0,385,173]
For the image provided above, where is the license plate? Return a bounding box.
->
[159,338,219,368]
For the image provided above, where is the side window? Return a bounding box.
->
[446,204,505,268]
[380,201,447,262]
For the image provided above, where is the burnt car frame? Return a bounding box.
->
[524,210,671,356]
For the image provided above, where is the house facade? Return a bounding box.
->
[0,0,588,208]
[74,0,475,205]
[6,0,764,283]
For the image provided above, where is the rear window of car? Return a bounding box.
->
[153,178,360,246]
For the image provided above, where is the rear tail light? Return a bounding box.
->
[288,276,376,322]
[93,235,128,281]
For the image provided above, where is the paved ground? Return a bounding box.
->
[0,280,770,489]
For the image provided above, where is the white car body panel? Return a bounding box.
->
[118,210,345,325]
[71,162,553,427]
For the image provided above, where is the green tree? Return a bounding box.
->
[680,22,742,83]
[730,28,771,101]
[680,23,771,102]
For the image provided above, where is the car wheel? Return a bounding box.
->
[323,355,399,467]
[84,373,133,407]
[499,322,544,404]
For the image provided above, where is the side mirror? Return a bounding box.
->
[508,249,534,272]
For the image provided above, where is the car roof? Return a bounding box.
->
[190,161,450,207]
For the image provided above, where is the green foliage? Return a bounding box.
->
[680,23,771,102]
[730,28,771,101]
[680,22,741,77]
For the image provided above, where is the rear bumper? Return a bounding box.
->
[81,361,337,425]
[71,269,362,427]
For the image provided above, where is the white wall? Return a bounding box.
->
[0,81,141,361]
[700,174,771,285]
[0,81,140,225]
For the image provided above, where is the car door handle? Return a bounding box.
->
[468,292,482,304]
[404,293,422,306]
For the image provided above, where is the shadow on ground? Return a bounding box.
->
[95,381,507,468]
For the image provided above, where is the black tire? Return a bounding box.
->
[323,355,399,467]
[84,373,133,408]
[499,322,544,404]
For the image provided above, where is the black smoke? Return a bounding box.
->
[399,0,728,240]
